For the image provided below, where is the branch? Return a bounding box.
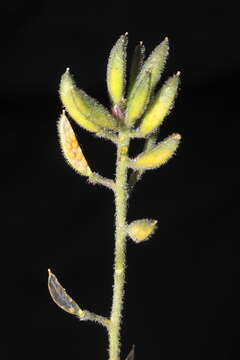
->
[48,269,110,329]
[78,310,111,328]
[96,130,118,144]
[88,172,116,191]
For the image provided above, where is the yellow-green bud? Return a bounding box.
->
[128,41,145,96]
[60,69,99,133]
[107,33,128,105]
[48,269,83,316]
[130,133,181,170]
[57,112,92,177]
[60,69,117,131]
[131,37,169,99]
[128,219,158,243]
[126,71,151,127]
[138,72,180,136]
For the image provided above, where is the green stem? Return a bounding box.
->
[108,129,130,360]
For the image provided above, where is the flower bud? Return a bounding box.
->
[139,72,180,136]
[58,112,92,176]
[126,71,151,127]
[107,33,128,104]
[132,37,169,98]
[48,269,82,315]
[131,133,181,170]
[112,104,124,121]
[128,219,158,243]
[60,69,117,131]
[128,41,145,96]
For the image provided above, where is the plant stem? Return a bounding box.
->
[108,129,130,360]
[88,172,116,191]
[79,310,110,328]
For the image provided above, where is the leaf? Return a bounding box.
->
[125,345,135,360]
[139,72,180,136]
[126,71,152,127]
[60,69,117,131]
[48,269,81,315]
[131,133,181,170]
[107,33,128,104]
[128,42,145,96]
[130,37,169,99]
[57,111,92,176]
[128,219,158,243]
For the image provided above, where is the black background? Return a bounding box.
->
[2,1,240,359]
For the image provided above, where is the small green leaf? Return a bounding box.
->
[130,133,181,170]
[139,72,180,136]
[60,69,117,131]
[128,42,145,96]
[126,71,152,127]
[48,269,82,315]
[107,33,128,105]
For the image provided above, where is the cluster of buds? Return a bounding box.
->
[57,33,181,179]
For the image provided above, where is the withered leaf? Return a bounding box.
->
[125,345,135,360]
[48,269,81,315]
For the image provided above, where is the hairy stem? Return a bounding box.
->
[78,310,110,328]
[108,129,130,360]
[88,172,116,191]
